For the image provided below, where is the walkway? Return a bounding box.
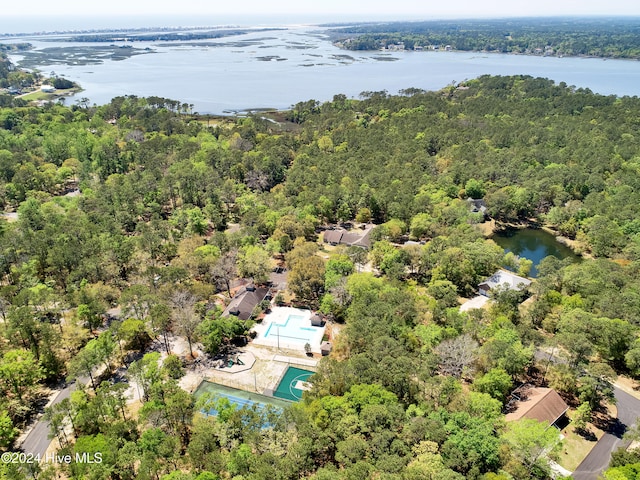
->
[273,354,318,368]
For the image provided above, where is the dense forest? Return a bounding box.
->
[0,48,36,108]
[1,72,640,479]
[330,17,640,58]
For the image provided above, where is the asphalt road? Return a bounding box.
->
[573,387,640,480]
[20,380,80,457]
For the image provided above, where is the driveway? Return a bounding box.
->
[20,381,78,457]
[572,387,640,479]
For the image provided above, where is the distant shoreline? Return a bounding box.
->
[5,21,640,63]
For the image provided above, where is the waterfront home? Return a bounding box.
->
[467,198,488,217]
[478,269,531,296]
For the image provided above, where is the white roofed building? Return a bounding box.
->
[478,269,531,297]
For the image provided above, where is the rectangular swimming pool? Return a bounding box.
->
[252,307,326,353]
[264,314,316,341]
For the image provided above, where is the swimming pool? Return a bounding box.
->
[264,315,317,341]
[252,307,325,353]
[273,366,314,401]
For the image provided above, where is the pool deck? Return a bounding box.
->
[252,306,325,354]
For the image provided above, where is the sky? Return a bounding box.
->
[1,0,639,33]
[3,0,640,19]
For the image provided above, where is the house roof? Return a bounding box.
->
[323,230,344,244]
[403,240,423,247]
[322,224,374,249]
[467,198,487,214]
[352,226,373,248]
[342,230,371,248]
[222,285,269,321]
[505,387,569,425]
[479,269,531,292]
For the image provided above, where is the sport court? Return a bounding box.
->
[272,366,314,401]
[194,381,292,413]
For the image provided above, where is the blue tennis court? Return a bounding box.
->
[193,380,292,414]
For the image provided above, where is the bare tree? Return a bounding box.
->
[170,291,200,359]
[434,334,478,378]
[329,277,352,307]
[210,249,238,297]
[245,170,270,191]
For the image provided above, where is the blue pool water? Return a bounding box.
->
[255,308,325,351]
[264,314,315,341]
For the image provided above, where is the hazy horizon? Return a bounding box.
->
[4,0,640,18]
[1,12,639,36]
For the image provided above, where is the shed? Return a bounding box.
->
[320,342,332,356]
[310,313,324,327]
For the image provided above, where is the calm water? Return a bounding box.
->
[492,228,581,277]
[6,23,640,114]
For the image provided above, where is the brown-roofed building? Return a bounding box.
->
[323,230,345,245]
[505,386,569,426]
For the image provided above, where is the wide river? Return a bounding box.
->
[7,24,640,114]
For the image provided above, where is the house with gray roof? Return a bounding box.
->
[467,198,488,218]
[222,284,270,321]
[322,224,374,249]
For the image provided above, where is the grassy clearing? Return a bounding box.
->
[19,90,54,101]
[19,86,83,103]
[556,408,611,471]
[557,426,601,471]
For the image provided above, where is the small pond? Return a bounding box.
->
[492,228,581,277]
